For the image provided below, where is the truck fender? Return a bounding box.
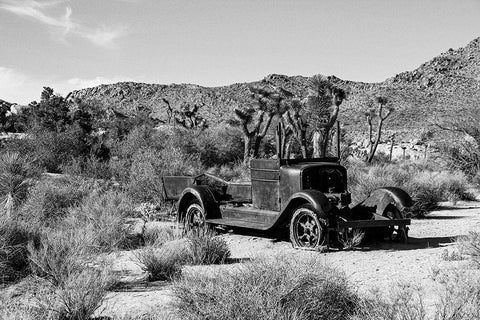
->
[177,186,221,221]
[274,190,332,228]
[353,187,412,216]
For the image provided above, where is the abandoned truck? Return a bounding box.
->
[162,158,412,249]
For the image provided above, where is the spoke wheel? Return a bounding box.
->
[184,201,205,232]
[289,205,326,249]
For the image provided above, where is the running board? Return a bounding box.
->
[206,218,272,231]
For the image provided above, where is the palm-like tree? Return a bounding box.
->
[306,75,346,158]
[0,152,37,218]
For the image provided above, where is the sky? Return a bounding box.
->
[0,0,479,104]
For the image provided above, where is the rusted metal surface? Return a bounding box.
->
[227,183,252,202]
[162,176,195,200]
[250,159,280,210]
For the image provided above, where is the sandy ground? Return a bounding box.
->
[100,201,480,319]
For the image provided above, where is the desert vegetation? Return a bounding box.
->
[1,67,480,319]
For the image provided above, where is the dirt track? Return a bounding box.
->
[101,201,480,319]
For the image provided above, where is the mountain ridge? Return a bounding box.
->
[7,37,480,141]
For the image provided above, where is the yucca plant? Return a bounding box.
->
[0,152,38,218]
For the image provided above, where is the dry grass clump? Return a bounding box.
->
[27,226,116,320]
[64,190,135,251]
[354,283,426,320]
[143,224,180,247]
[431,269,480,320]
[348,161,473,216]
[456,231,480,267]
[134,246,185,281]
[0,217,40,284]
[136,228,230,282]
[186,228,231,265]
[280,273,359,320]
[174,254,360,320]
[0,277,56,320]
[0,151,39,217]
[18,176,93,225]
[27,228,92,285]
[52,266,113,320]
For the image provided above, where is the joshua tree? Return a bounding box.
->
[365,96,394,163]
[283,98,308,158]
[306,75,346,158]
[235,84,291,163]
[161,98,208,130]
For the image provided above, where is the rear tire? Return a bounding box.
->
[184,200,205,232]
[289,204,326,249]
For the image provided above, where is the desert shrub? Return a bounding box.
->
[439,141,480,177]
[53,266,113,320]
[64,190,135,251]
[457,231,480,267]
[27,126,89,173]
[19,176,93,225]
[0,217,40,284]
[355,283,426,320]
[186,228,231,265]
[191,125,244,167]
[280,274,359,320]
[127,146,201,203]
[143,224,180,247]
[431,269,480,320]
[0,277,56,320]
[0,151,39,217]
[134,246,184,281]
[174,254,360,320]
[60,155,113,181]
[27,228,93,286]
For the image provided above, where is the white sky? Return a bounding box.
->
[1,0,479,104]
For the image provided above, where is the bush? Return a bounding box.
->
[174,254,360,320]
[431,269,480,320]
[355,283,426,320]
[19,176,93,225]
[54,266,113,320]
[187,228,231,265]
[0,217,40,284]
[64,190,135,251]
[0,152,39,217]
[27,126,89,173]
[127,146,201,203]
[457,231,480,267]
[280,273,359,320]
[60,155,113,181]
[27,225,115,320]
[27,228,93,286]
[0,277,55,320]
[134,246,184,281]
[143,224,180,247]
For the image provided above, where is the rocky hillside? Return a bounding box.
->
[70,37,480,141]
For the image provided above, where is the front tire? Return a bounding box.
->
[289,205,326,249]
